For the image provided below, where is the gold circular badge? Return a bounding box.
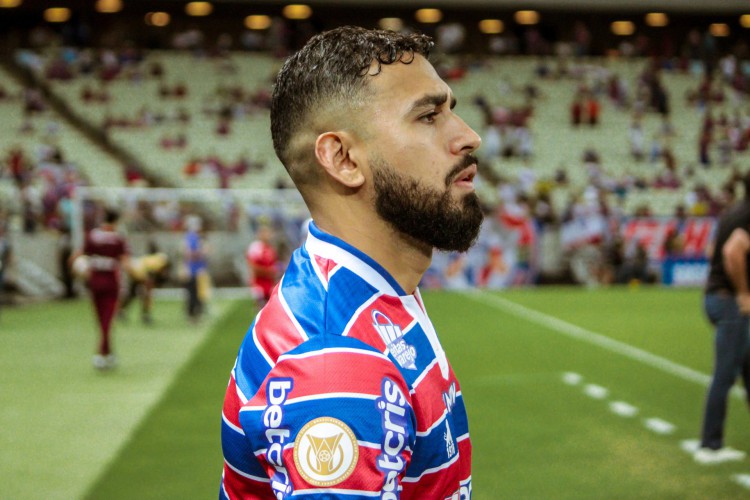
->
[293,417,359,487]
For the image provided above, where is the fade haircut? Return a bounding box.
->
[270,26,433,186]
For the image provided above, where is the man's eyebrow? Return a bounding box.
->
[410,92,457,112]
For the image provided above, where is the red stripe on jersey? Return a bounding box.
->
[457,437,472,482]
[246,350,410,406]
[222,463,275,499]
[222,375,243,429]
[410,363,460,433]
[279,444,410,494]
[313,255,338,283]
[400,440,470,499]
[344,295,417,349]
[253,294,306,361]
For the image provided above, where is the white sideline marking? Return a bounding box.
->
[464,291,746,399]
[609,401,639,417]
[732,474,750,490]
[584,384,609,399]
[680,439,701,454]
[562,372,583,385]
[644,418,676,435]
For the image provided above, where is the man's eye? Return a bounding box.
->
[420,112,438,123]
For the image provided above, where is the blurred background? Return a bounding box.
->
[2,1,750,498]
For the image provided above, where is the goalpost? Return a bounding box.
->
[70,186,309,290]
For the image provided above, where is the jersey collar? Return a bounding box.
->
[305,221,407,296]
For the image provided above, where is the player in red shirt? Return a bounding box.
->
[245,224,279,305]
[72,209,129,370]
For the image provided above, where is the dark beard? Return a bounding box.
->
[372,155,484,252]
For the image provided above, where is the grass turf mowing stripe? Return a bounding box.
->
[423,290,750,499]
[83,299,255,499]
[463,290,745,399]
[0,298,230,499]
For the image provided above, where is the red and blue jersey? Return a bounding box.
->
[221,222,472,499]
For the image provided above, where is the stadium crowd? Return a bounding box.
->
[1,21,750,298]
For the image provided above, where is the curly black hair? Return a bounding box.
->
[270,26,433,185]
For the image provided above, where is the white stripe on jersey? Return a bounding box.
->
[416,409,449,437]
[239,392,379,413]
[401,294,449,379]
[306,231,399,295]
[250,311,275,368]
[277,346,390,364]
[235,380,249,405]
[309,250,330,291]
[294,488,381,497]
[222,412,245,435]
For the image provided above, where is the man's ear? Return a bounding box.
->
[314,131,365,188]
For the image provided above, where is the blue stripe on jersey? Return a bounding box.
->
[221,419,267,477]
[279,330,385,357]
[452,396,470,436]
[322,269,380,335]
[218,484,228,500]
[308,222,406,296]
[395,326,439,386]
[275,248,326,337]
[404,413,458,478]
[404,397,470,479]
[234,326,272,399]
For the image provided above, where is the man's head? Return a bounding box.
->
[271,26,483,252]
[271,26,433,187]
[104,208,120,226]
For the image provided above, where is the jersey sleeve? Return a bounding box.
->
[231,334,416,499]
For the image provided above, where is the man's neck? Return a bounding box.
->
[313,209,431,294]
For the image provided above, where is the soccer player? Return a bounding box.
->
[120,245,170,325]
[220,27,483,498]
[245,224,279,305]
[183,215,209,322]
[73,209,129,370]
[695,171,750,464]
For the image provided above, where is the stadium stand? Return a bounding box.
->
[2,18,749,295]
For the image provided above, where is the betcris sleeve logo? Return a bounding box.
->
[376,377,410,499]
[372,311,417,370]
[263,378,294,499]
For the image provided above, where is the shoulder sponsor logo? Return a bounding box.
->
[444,422,456,459]
[376,377,410,499]
[293,417,359,487]
[372,310,417,370]
[263,378,294,498]
[443,382,457,413]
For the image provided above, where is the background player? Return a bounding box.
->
[245,223,279,305]
[71,208,129,370]
[182,214,210,323]
[119,243,170,325]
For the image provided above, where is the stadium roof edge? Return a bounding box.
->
[204,0,750,14]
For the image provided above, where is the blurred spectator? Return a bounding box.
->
[0,219,12,316]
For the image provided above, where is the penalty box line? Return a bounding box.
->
[463,291,745,400]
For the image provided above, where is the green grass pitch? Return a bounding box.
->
[3,286,749,498]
